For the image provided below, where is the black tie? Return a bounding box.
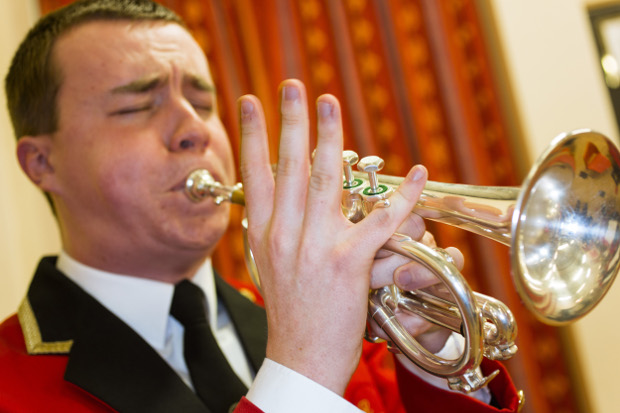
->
[170,280,248,413]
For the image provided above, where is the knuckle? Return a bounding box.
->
[297,245,317,266]
[266,226,292,259]
[276,157,302,177]
[239,162,255,181]
[308,170,335,192]
[399,189,418,204]
[372,206,395,228]
[246,224,264,249]
[280,111,307,128]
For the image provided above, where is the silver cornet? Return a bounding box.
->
[185,129,620,393]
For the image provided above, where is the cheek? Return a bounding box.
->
[96,151,157,202]
[68,141,155,205]
[210,128,236,182]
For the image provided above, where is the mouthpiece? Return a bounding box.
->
[184,169,245,205]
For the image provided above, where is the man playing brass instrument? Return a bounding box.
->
[0,0,520,411]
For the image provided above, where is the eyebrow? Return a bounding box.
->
[111,76,164,94]
[110,73,215,95]
[185,73,215,93]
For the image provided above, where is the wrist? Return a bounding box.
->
[266,340,361,395]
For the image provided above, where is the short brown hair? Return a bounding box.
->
[5,0,184,140]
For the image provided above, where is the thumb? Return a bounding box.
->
[353,165,428,255]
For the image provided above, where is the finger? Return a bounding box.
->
[445,246,464,271]
[238,95,273,229]
[271,79,310,233]
[396,320,451,354]
[369,253,410,289]
[304,94,345,230]
[366,316,390,341]
[421,231,436,247]
[394,214,426,242]
[375,215,425,260]
[367,311,435,342]
[393,247,464,295]
[352,165,428,257]
[394,260,441,291]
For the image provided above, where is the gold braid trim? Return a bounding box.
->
[17,297,73,355]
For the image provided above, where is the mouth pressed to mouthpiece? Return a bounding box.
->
[184,169,215,202]
[184,169,244,205]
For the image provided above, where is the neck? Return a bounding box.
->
[60,243,212,284]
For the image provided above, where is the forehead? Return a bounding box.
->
[52,20,212,90]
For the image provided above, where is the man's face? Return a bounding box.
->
[44,21,235,278]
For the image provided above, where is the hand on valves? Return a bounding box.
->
[238,78,462,395]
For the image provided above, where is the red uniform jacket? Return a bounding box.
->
[0,257,520,412]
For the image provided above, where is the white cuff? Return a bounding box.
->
[395,333,492,404]
[246,358,362,413]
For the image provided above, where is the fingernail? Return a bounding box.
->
[410,165,426,182]
[240,99,254,117]
[317,101,333,118]
[396,270,412,288]
[283,85,300,102]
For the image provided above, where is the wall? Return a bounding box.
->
[1,0,619,411]
[0,0,59,320]
[479,0,620,412]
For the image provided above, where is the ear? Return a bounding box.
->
[16,135,57,191]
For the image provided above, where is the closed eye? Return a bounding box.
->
[191,101,215,117]
[193,103,213,112]
[109,105,154,116]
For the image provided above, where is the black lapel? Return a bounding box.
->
[25,257,210,413]
[214,275,267,373]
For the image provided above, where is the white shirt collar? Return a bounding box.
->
[56,251,217,351]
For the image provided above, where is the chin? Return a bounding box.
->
[178,222,228,251]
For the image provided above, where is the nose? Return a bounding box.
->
[168,100,210,153]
